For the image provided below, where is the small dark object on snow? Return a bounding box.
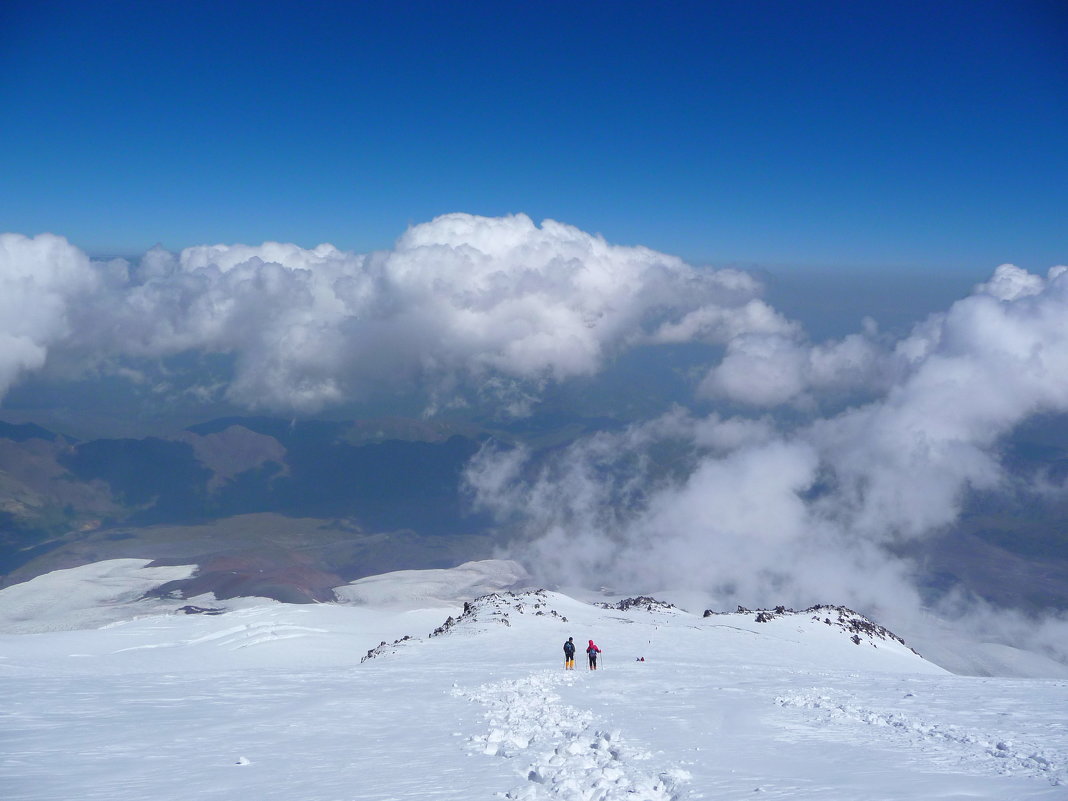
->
[178,605,225,615]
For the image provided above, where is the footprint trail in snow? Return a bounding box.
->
[454,670,690,800]
[776,688,1066,787]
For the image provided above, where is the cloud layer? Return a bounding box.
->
[1,214,788,414]
[465,262,1068,663]
[0,234,100,398]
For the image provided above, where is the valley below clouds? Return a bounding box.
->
[2,213,1068,676]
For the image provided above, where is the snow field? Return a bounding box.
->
[0,559,200,633]
[3,564,1068,800]
[776,683,1067,786]
[1,664,495,801]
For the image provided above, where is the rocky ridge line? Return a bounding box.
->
[705,603,917,651]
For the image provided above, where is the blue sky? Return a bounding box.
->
[2,0,1065,270]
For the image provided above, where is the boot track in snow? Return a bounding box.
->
[453,669,690,800]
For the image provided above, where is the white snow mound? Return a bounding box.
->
[333,558,529,608]
[0,559,202,634]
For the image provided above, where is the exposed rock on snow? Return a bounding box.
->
[431,590,569,638]
[147,551,344,604]
[704,604,916,651]
[595,596,679,613]
[176,605,226,615]
[806,604,914,650]
[361,635,415,663]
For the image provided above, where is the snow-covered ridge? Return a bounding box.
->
[354,587,936,681]
[416,588,926,662]
[333,559,529,608]
[430,590,571,638]
[595,595,681,613]
[361,590,572,662]
[710,603,917,651]
[0,557,929,674]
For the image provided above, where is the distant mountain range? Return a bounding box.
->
[0,416,507,595]
[1,415,1067,614]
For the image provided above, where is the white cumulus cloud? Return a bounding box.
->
[1,214,792,413]
[0,233,100,398]
[467,262,1068,664]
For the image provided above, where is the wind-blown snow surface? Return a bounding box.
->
[1,562,1066,800]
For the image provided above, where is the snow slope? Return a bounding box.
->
[1,561,1066,800]
[0,559,201,633]
[333,558,529,607]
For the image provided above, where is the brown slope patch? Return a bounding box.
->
[148,548,344,604]
[172,426,288,492]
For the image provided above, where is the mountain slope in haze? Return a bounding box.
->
[0,513,495,603]
[4,414,1068,628]
[0,417,497,585]
[0,413,625,593]
[60,417,487,531]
